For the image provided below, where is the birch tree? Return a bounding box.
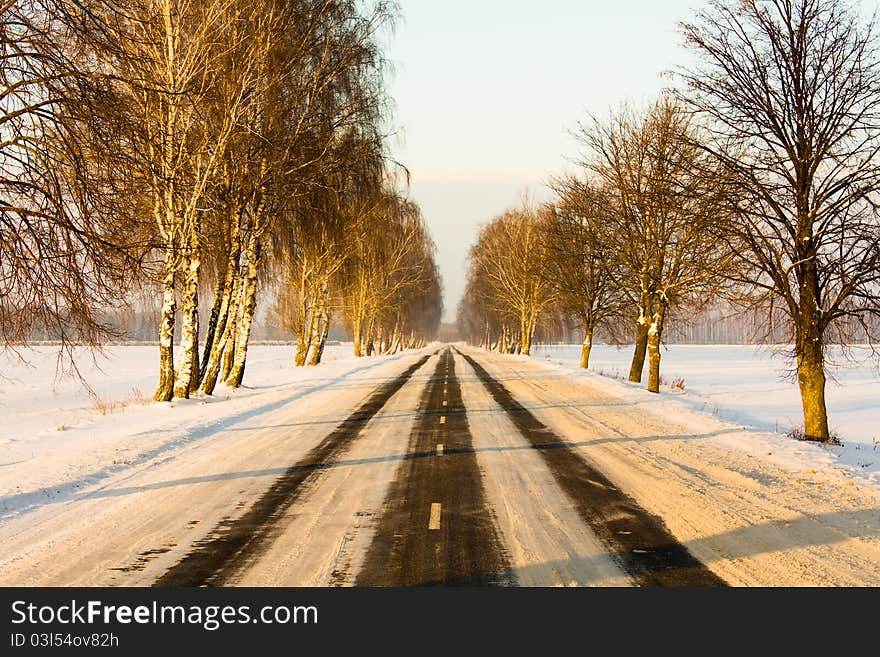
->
[681,0,880,440]
[466,202,556,356]
[1,0,140,363]
[66,0,255,400]
[198,0,394,392]
[342,188,440,356]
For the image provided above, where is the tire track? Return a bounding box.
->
[459,349,725,587]
[356,348,514,586]
[155,353,434,587]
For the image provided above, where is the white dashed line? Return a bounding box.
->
[428,503,442,530]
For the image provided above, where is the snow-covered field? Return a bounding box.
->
[532,343,880,488]
[0,344,390,520]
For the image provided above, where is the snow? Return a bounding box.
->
[531,343,880,490]
[0,344,401,521]
[1,343,878,586]
[467,346,880,586]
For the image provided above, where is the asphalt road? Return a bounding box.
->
[6,343,879,587]
[154,345,723,587]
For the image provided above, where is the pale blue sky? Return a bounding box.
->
[386,0,702,320]
[386,0,879,321]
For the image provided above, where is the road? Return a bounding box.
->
[2,345,879,586]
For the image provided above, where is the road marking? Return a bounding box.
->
[428,503,442,530]
[439,416,446,424]
[436,443,444,456]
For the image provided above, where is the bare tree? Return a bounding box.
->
[204,0,396,390]
[466,202,556,356]
[681,0,880,440]
[576,97,730,392]
[544,179,627,368]
[341,187,440,356]
[67,0,258,400]
[1,0,140,367]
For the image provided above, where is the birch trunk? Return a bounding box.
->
[202,319,232,396]
[306,287,325,365]
[200,212,240,385]
[353,314,364,357]
[201,258,241,394]
[225,231,261,388]
[295,301,315,367]
[174,253,200,398]
[220,322,236,383]
[154,251,177,402]
[200,276,226,383]
[519,315,531,356]
[201,270,240,395]
[386,317,401,355]
[309,304,330,366]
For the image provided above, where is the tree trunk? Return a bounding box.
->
[200,217,240,391]
[295,301,314,367]
[201,278,239,395]
[628,316,649,383]
[353,313,364,357]
[312,307,330,365]
[154,254,176,402]
[796,317,830,442]
[174,254,200,398]
[646,309,665,394]
[200,275,226,383]
[202,320,231,396]
[306,288,326,366]
[386,317,401,355]
[580,328,593,369]
[225,232,260,388]
[220,325,236,383]
[365,316,375,356]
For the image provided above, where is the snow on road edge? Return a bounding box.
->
[0,345,434,522]
[504,350,880,494]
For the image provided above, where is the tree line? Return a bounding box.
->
[460,0,880,443]
[1,0,442,399]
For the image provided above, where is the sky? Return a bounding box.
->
[385,0,704,321]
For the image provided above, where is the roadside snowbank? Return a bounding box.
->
[530,344,880,490]
[0,344,405,520]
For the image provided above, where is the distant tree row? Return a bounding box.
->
[1,0,442,399]
[460,0,880,443]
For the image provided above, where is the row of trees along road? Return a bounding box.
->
[1,0,442,400]
[460,0,880,443]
